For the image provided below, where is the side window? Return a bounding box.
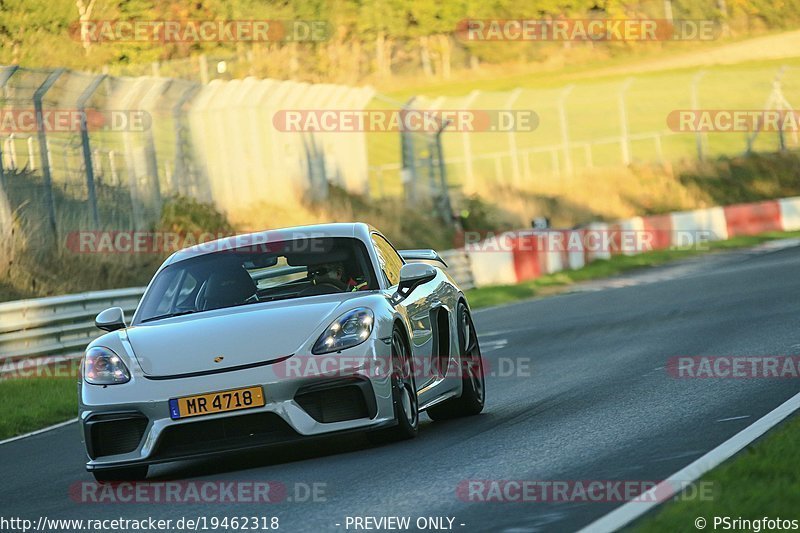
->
[371,234,404,286]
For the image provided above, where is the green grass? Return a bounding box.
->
[466,230,800,309]
[0,372,79,440]
[633,413,800,531]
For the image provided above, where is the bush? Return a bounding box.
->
[157,196,235,237]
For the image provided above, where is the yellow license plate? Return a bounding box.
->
[169,386,265,419]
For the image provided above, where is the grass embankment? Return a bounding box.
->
[465,231,800,309]
[633,413,800,531]
[365,31,800,226]
[0,361,80,440]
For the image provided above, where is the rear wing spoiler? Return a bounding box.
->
[398,249,448,268]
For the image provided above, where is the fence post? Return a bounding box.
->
[400,97,418,204]
[33,68,65,240]
[461,90,480,192]
[618,78,634,166]
[0,66,19,188]
[505,88,523,185]
[198,55,209,85]
[557,85,575,177]
[771,68,792,152]
[691,71,706,161]
[77,74,106,229]
[434,120,453,224]
[27,137,36,171]
[172,84,200,196]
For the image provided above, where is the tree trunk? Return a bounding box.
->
[384,37,394,77]
[438,34,451,79]
[419,36,433,77]
[470,53,480,70]
[75,0,97,55]
[375,31,386,78]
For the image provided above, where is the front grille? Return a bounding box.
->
[153,412,297,460]
[295,384,370,423]
[89,416,148,459]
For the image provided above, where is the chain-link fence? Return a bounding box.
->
[3,61,796,255]
[371,65,800,198]
[1,66,448,253]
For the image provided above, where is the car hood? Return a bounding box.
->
[126,297,350,378]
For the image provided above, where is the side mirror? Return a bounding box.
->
[393,263,437,302]
[95,307,126,332]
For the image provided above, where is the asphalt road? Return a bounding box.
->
[2,243,800,532]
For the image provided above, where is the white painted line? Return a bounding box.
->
[0,418,77,446]
[579,391,800,533]
[480,339,508,353]
[716,415,750,423]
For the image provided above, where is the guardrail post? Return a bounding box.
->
[77,74,106,229]
[33,68,65,240]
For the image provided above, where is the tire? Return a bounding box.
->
[427,302,485,420]
[92,465,149,483]
[367,325,418,443]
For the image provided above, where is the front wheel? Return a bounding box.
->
[368,326,418,444]
[427,302,485,420]
[92,465,149,483]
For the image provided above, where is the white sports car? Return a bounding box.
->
[80,223,485,481]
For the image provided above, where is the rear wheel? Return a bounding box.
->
[427,302,485,420]
[92,465,148,483]
[368,326,418,443]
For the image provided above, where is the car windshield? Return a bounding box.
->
[135,237,377,324]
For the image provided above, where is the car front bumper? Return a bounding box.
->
[79,345,395,471]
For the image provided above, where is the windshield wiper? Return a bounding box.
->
[140,309,199,323]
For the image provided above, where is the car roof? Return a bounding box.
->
[162,222,377,267]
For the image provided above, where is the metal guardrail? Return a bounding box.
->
[0,248,474,368]
[0,288,145,364]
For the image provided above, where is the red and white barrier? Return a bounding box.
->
[463,196,800,288]
[724,200,783,237]
[670,206,728,245]
[779,197,800,231]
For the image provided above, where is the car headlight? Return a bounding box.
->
[312,308,374,354]
[83,346,131,385]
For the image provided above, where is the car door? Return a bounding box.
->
[371,233,439,392]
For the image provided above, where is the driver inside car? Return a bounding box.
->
[309,262,368,292]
